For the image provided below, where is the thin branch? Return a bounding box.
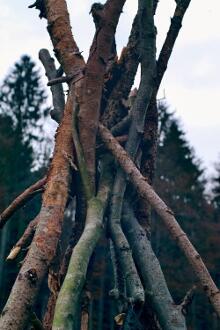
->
[155,0,192,94]
[47,70,84,86]
[39,49,65,123]
[6,217,39,260]
[0,177,46,229]
[180,285,197,316]
[99,123,220,318]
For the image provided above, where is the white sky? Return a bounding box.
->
[0,0,220,177]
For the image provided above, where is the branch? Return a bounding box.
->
[52,156,114,330]
[78,0,126,191]
[0,177,46,229]
[109,173,145,304]
[98,123,220,318]
[39,48,65,123]
[180,285,197,316]
[7,216,39,261]
[155,0,191,93]
[101,14,139,129]
[138,0,192,231]
[44,0,85,75]
[107,0,156,306]
[122,201,186,330]
[0,2,86,329]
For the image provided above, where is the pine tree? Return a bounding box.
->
[0,55,49,310]
[212,161,220,212]
[152,102,217,329]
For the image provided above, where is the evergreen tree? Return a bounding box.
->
[212,160,220,212]
[0,55,50,166]
[0,55,50,310]
[152,102,216,329]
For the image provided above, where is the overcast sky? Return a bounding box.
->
[0,0,220,177]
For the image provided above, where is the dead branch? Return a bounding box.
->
[52,156,114,330]
[39,49,65,123]
[122,201,186,329]
[180,285,197,316]
[99,123,220,318]
[156,0,192,93]
[107,0,156,306]
[0,177,46,229]
[6,217,39,261]
[101,14,139,129]
[78,0,126,192]
[138,0,192,232]
[0,0,85,328]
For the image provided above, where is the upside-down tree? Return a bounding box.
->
[0,1,220,329]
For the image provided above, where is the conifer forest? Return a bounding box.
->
[0,1,220,329]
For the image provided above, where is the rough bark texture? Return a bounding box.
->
[78,0,126,191]
[99,123,220,318]
[137,0,192,233]
[0,177,46,229]
[101,14,139,129]
[0,1,84,328]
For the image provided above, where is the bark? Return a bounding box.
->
[156,0,192,93]
[45,0,85,75]
[39,49,65,123]
[138,0,192,232]
[78,0,126,191]
[109,175,145,304]
[101,14,139,129]
[52,156,113,330]
[99,123,220,318]
[0,177,46,229]
[0,1,84,328]
[108,0,156,306]
[122,201,186,330]
[7,216,39,260]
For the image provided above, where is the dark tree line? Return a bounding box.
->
[0,1,220,329]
